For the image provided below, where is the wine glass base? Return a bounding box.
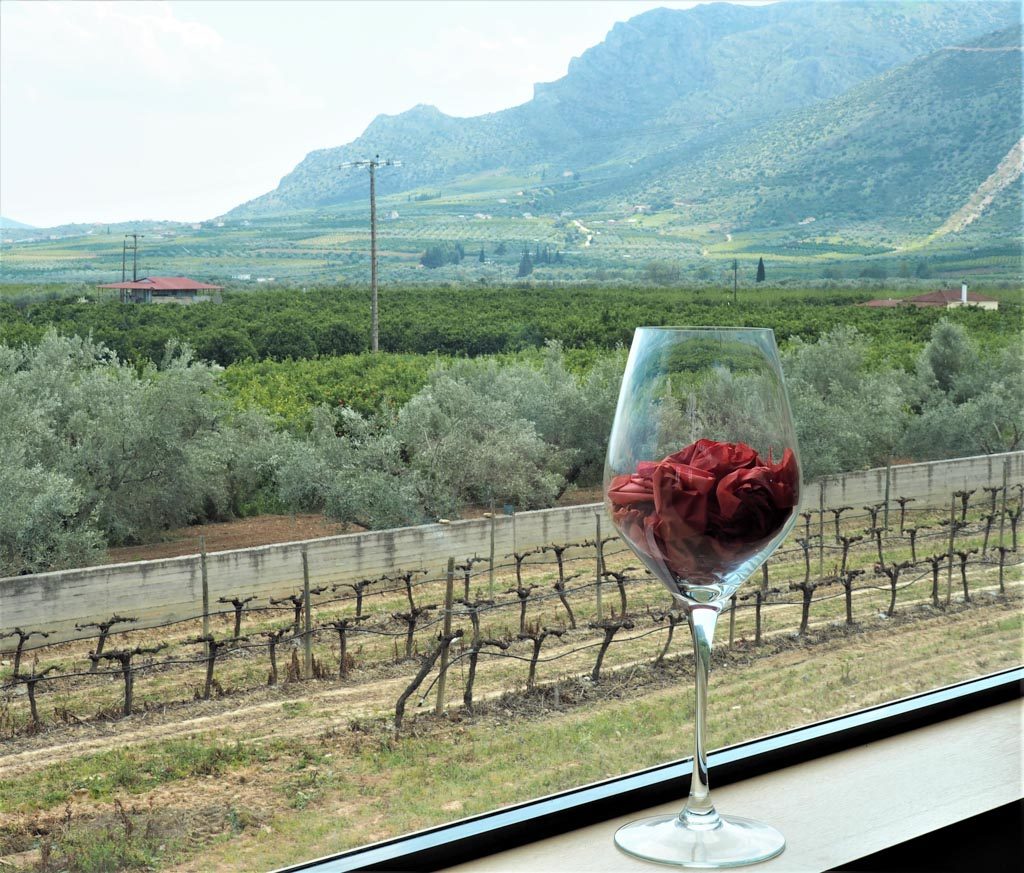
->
[614,813,785,868]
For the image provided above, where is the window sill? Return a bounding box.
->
[278,668,1022,873]
[442,698,1021,872]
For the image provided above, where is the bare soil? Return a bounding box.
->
[103,514,352,565]
[100,487,604,566]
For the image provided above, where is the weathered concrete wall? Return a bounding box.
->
[0,503,607,644]
[2,452,1020,643]
[816,451,1023,510]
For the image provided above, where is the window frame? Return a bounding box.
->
[276,666,1022,873]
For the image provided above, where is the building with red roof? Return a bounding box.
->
[862,284,998,311]
[98,276,223,304]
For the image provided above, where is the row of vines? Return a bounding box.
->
[2,483,1021,738]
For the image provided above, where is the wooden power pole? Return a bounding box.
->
[342,155,400,353]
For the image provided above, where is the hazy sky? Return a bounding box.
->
[0,0,765,228]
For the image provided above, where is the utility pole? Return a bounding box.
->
[121,234,144,302]
[124,233,143,281]
[341,155,401,353]
[732,259,738,304]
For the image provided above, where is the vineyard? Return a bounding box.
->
[3,480,1020,738]
[1,481,1021,870]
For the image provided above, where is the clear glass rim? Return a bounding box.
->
[633,326,775,333]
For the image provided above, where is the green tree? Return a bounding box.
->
[916,319,977,396]
[517,249,534,278]
[393,373,564,516]
[858,264,887,280]
[755,257,766,283]
[276,406,424,528]
[782,327,907,478]
[645,260,680,285]
[898,321,1023,459]
[420,243,462,269]
[0,443,104,575]
[195,328,257,366]
[255,315,317,360]
[0,332,292,552]
[315,319,365,356]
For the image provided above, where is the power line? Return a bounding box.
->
[341,155,401,353]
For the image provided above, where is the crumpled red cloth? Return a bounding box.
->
[608,440,798,580]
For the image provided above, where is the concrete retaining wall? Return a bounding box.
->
[2,452,1020,644]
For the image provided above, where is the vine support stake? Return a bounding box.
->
[817,481,825,575]
[488,500,496,598]
[998,459,1009,551]
[946,495,957,607]
[436,558,455,716]
[302,548,313,679]
[883,459,892,530]
[595,514,604,621]
[200,536,210,658]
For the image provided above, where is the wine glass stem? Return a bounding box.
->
[680,604,722,830]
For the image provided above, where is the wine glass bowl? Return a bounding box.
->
[605,327,801,867]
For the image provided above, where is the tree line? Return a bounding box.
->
[0,284,1017,366]
[1,320,1020,576]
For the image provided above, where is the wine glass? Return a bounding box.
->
[605,327,801,868]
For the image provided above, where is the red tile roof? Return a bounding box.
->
[98,276,222,290]
[907,289,997,305]
[861,289,998,308]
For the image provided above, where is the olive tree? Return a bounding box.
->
[782,326,907,479]
[899,322,1023,459]
[394,370,567,516]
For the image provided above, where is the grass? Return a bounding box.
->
[2,590,1019,871]
[0,739,269,815]
[173,598,1022,872]
[35,806,177,873]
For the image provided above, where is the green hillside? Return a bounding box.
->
[229,1,1018,219]
[641,26,1023,234]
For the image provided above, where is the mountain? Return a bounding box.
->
[0,216,35,230]
[636,25,1024,234]
[228,0,1019,218]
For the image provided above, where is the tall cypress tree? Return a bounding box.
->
[517,249,533,277]
[756,257,766,283]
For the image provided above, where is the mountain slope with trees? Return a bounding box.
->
[227,0,1019,226]
[639,25,1024,234]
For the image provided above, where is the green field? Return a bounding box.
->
[1,178,1021,289]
